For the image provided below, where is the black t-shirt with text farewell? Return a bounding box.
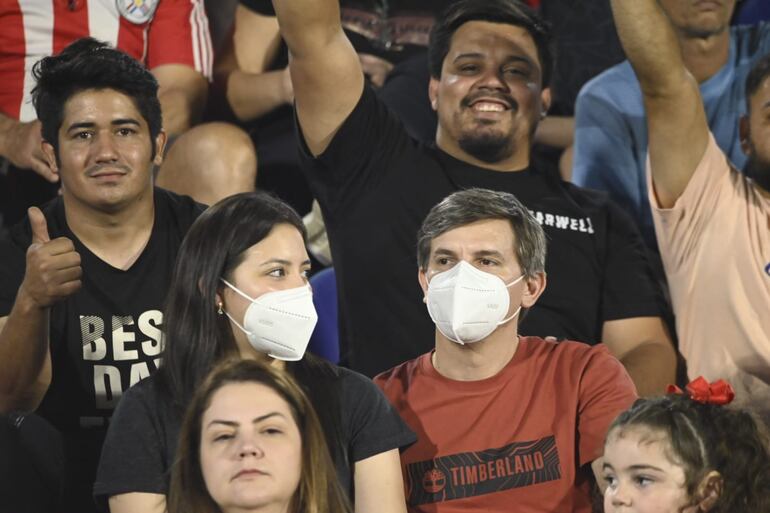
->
[0,188,203,511]
[299,86,665,377]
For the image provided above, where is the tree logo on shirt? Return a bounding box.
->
[117,0,160,24]
[405,436,561,505]
[422,468,447,494]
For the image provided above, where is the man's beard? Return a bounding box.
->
[458,128,516,163]
[744,154,770,193]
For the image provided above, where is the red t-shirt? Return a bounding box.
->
[374,337,637,513]
[0,0,212,122]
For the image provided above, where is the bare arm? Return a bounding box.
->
[602,317,676,396]
[0,208,81,413]
[610,0,708,207]
[533,115,574,149]
[0,113,57,182]
[216,7,294,121]
[354,449,408,513]
[108,493,165,513]
[271,0,364,155]
[152,64,208,136]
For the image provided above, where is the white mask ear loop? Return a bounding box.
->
[219,278,255,336]
[498,274,526,326]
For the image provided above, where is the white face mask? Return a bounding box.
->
[220,278,318,361]
[425,261,525,345]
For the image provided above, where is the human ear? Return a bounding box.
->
[153,130,168,166]
[540,87,552,118]
[739,116,751,156]
[42,141,59,172]
[693,471,723,511]
[428,78,440,111]
[418,268,429,302]
[520,272,546,309]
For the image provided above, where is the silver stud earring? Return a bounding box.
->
[217,303,224,315]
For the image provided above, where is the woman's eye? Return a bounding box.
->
[213,433,233,442]
[263,427,284,436]
[634,476,654,487]
[603,474,617,488]
[268,268,285,278]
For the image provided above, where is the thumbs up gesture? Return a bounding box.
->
[19,207,82,308]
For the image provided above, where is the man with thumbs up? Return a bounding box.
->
[0,39,203,512]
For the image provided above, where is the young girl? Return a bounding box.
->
[601,378,770,513]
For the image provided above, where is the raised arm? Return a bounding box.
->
[610,0,709,208]
[271,0,364,155]
[0,113,57,182]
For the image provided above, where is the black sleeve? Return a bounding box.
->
[239,0,275,15]
[601,200,667,321]
[0,239,25,316]
[297,85,417,221]
[339,368,416,462]
[93,381,170,504]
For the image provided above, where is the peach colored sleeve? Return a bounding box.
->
[647,133,735,274]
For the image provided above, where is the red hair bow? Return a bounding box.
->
[665,376,735,405]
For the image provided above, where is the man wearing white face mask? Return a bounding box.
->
[375,188,637,513]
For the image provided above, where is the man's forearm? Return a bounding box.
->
[0,294,50,413]
[619,341,676,397]
[225,69,292,121]
[158,87,205,135]
[610,0,686,95]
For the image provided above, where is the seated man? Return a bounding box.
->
[611,0,770,421]
[0,39,204,512]
[273,0,676,393]
[375,188,637,512]
[573,0,770,249]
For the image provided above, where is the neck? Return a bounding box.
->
[677,27,730,83]
[432,326,519,381]
[435,132,531,172]
[225,501,293,513]
[63,188,155,270]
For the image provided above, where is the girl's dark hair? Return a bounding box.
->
[30,37,162,156]
[167,358,352,513]
[428,0,554,86]
[607,394,770,512]
[156,190,307,408]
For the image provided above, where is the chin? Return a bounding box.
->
[458,131,516,163]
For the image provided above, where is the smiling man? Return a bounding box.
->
[0,39,203,511]
[375,188,637,512]
[272,0,675,392]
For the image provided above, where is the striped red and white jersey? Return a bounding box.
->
[0,0,213,122]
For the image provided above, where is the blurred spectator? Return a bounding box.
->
[612,0,770,423]
[573,0,770,250]
[273,0,676,396]
[0,39,205,512]
[375,189,637,512]
[0,0,255,228]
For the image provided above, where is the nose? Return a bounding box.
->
[476,67,508,91]
[237,438,264,459]
[608,482,632,508]
[91,132,119,163]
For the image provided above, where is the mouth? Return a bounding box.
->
[232,468,268,480]
[693,0,722,10]
[88,166,129,180]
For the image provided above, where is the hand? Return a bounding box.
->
[3,120,58,182]
[358,53,394,89]
[18,207,82,309]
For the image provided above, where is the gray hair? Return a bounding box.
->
[417,188,547,277]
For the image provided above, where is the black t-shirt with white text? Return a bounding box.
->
[0,188,203,511]
[299,86,665,377]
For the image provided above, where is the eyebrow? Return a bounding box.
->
[206,411,286,429]
[259,258,312,267]
[602,462,665,472]
[66,118,141,133]
[432,249,505,259]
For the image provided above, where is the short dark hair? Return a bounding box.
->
[746,53,770,111]
[428,0,554,87]
[31,37,162,156]
[417,188,546,277]
[607,394,770,512]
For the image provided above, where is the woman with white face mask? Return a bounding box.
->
[95,191,415,513]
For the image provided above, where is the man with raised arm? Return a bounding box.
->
[272,0,676,394]
[611,0,770,420]
[0,39,203,511]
